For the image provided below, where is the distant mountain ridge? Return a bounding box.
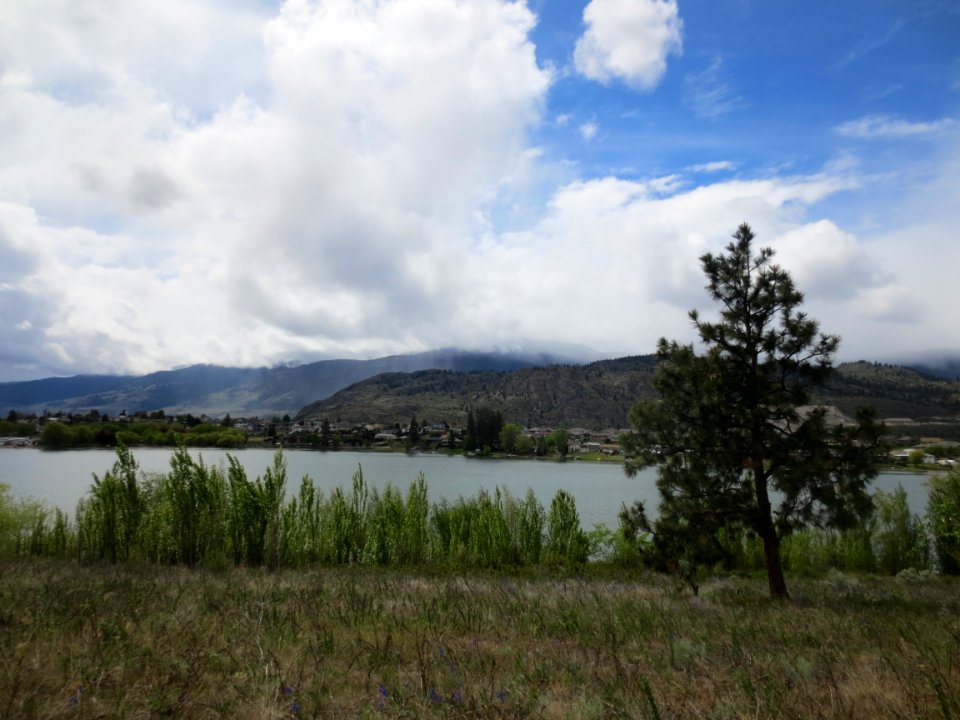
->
[0,349,572,417]
[296,357,960,430]
[296,355,660,429]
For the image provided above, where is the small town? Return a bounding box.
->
[3,408,960,472]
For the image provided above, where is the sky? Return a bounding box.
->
[1,0,959,381]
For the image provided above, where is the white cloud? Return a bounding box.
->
[580,121,598,140]
[457,173,908,360]
[574,0,682,89]
[835,114,956,139]
[687,160,736,174]
[683,56,743,119]
[769,220,883,301]
[833,20,903,70]
[0,0,269,114]
[0,0,553,378]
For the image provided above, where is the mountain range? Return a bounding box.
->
[2,350,958,433]
[0,350,569,418]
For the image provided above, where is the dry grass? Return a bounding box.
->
[1,560,958,719]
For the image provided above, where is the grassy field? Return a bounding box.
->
[1,560,958,719]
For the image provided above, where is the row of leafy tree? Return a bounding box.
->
[1,443,958,579]
[38,419,247,449]
[0,445,590,568]
[461,407,572,456]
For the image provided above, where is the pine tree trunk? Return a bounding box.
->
[752,461,790,599]
[759,523,789,599]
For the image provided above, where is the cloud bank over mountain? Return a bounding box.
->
[0,0,958,380]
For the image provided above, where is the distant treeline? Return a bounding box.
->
[38,418,247,449]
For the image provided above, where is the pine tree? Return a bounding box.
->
[622,223,885,598]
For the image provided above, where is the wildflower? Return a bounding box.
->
[429,688,442,705]
[451,689,463,704]
[283,686,294,696]
[290,701,301,716]
[378,683,389,698]
[497,689,506,703]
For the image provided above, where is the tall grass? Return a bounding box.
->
[1,562,957,719]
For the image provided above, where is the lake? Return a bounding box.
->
[0,447,934,529]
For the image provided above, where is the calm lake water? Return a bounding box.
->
[0,448,934,529]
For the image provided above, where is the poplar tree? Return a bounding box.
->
[622,223,885,598]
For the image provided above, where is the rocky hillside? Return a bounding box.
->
[296,356,660,429]
[817,361,960,419]
[297,357,960,431]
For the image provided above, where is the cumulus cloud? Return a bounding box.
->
[0,0,552,378]
[456,173,909,359]
[835,114,956,139]
[574,0,682,89]
[769,220,883,301]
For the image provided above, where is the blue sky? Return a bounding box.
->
[1,0,958,381]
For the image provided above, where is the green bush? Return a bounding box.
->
[873,487,929,574]
[928,468,960,574]
[546,490,588,564]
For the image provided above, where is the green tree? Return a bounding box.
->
[514,433,535,456]
[405,414,420,452]
[550,427,570,457]
[621,223,885,598]
[463,409,477,452]
[469,406,503,453]
[499,422,524,454]
[40,421,74,449]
